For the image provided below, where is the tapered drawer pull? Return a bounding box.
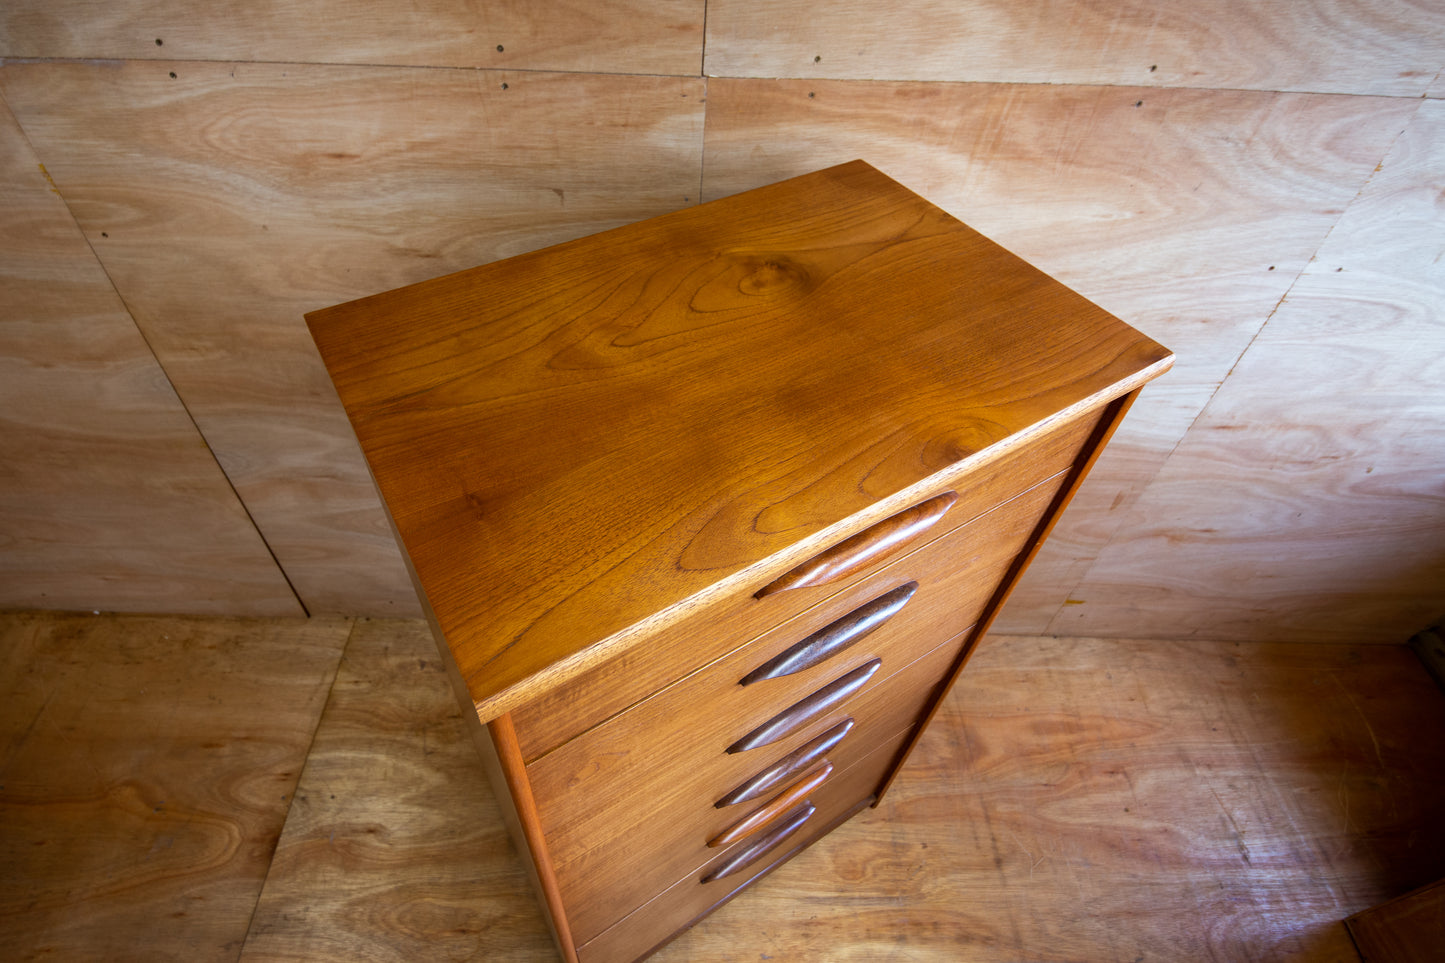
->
[727,659,882,754]
[716,718,855,808]
[708,762,834,848]
[741,582,918,686]
[755,491,958,598]
[701,802,816,884]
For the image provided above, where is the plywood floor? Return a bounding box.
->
[2,612,1443,962]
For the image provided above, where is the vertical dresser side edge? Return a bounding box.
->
[871,388,1144,803]
[485,713,582,963]
[375,470,578,962]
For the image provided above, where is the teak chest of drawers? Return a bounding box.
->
[305,161,1173,962]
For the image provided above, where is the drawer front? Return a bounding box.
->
[531,474,1066,941]
[569,625,969,944]
[576,728,915,963]
[512,409,1099,760]
[549,626,969,943]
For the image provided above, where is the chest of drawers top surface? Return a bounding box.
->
[305,160,1172,720]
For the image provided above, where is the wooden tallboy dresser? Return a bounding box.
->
[305,161,1173,962]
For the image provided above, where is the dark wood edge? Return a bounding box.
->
[487,713,581,963]
[701,802,817,883]
[726,659,882,753]
[715,718,855,808]
[755,491,959,597]
[871,390,1144,804]
[626,794,878,962]
[466,357,1171,725]
[708,762,835,848]
[740,581,919,685]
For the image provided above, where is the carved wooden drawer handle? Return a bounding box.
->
[727,659,882,754]
[755,491,958,598]
[716,718,854,808]
[708,762,834,848]
[741,582,918,686]
[701,802,816,884]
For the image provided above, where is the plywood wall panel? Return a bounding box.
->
[1054,99,1445,644]
[0,61,706,616]
[702,79,1414,632]
[705,0,1445,97]
[0,0,704,75]
[0,97,301,616]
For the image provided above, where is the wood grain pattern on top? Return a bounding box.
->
[0,612,350,961]
[0,0,704,75]
[0,95,301,616]
[306,160,1172,718]
[0,60,705,617]
[704,0,1445,97]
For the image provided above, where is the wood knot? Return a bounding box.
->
[737,255,811,297]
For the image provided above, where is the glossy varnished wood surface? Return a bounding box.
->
[7,614,1443,960]
[0,612,351,960]
[307,160,1171,718]
[754,492,957,598]
[486,713,580,963]
[516,476,1073,917]
[580,732,913,963]
[707,763,834,849]
[546,631,966,948]
[510,410,1098,762]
